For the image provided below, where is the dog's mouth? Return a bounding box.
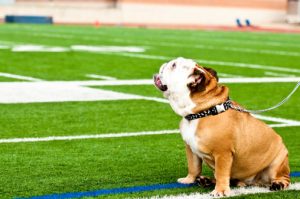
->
[153,74,168,92]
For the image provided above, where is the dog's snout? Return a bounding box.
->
[153,74,168,92]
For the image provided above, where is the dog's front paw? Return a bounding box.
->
[177,175,195,184]
[210,188,231,197]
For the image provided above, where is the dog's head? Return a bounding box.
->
[154,57,221,116]
[154,57,218,96]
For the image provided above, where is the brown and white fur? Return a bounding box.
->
[153,57,290,197]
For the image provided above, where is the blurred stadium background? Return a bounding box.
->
[0,0,300,29]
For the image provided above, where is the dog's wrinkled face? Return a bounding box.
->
[154,57,217,96]
[154,57,218,116]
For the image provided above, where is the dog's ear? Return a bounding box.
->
[204,67,219,82]
[187,67,205,92]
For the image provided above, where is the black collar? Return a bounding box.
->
[185,100,232,121]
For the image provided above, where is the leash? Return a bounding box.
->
[230,81,300,114]
[185,81,300,121]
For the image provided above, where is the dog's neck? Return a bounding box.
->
[167,89,196,117]
[166,80,229,117]
[190,79,229,114]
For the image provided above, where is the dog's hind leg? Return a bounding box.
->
[269,154,290,191]
[260,147,290,191]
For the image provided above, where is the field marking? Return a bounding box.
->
[19,28,300,49]
[71,36,300,57]
[0,83,145,103]
[86,74,117,80]
[151,182,300,199]
[5,41,300,76]
[265,71,296,77]
[64,77,300,86]
[0,130,179,144]
[0,44,9,49]
[204,45,300,57]
[0,78,299,129]
[254,115,300,128]
[15,181,300,199]
[3,41,300,74]
[12,45,69,52]
[101,52,300,74]
[0,42,146,53]
[0,72,43,82]
[218,73,243,78]
[199,60,300,74]
[44,32,300,56]
[71,45,145,53]
[268,123,300,128]
[0,77,300,104]
[145,33,300,49]
[132,41,300,57]
[254,114,300,125]
[1,113,300,144]
[219,77,300,83]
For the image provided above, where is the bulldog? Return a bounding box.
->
[153,57,290,196]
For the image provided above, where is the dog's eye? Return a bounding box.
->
[171,63,176,69]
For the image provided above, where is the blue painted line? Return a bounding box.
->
[16,172,300,199]
[291,172,300,177]
[16,182,195,199]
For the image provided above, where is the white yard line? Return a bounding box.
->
[218,73,243,78]
[0,77,299,138]
[139,96,169,103]
[0,45,10,49]
[86,74,117,80]
[19,28,300,49]
[107,37,300,56]
[197,59,300,74]
[265,71,296,77]
[269,123,300,128]
[0,77,299,103]
[138,41,300,57]
[66,77,300,86]
[254,114,300,126]
[0,72,43,82]
[149,33,300,49]
[39,33,300,56]
[71,45,145,53]
[0,129,179,144]
[150,182,300,199]
[1,115,299,144]
[12,45,69,52]
[204,45,300,57]
[219,77,300,83]
[103,52,300,74]
[1,97,300,143]
[31,32,74,39]
[0,83,145,103]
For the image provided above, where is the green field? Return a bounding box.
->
[0,24,300,199]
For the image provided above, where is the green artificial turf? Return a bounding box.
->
[0,134,210,198]
[0,76,19,82]
[0,100,179,139]
[0,24,300,199]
